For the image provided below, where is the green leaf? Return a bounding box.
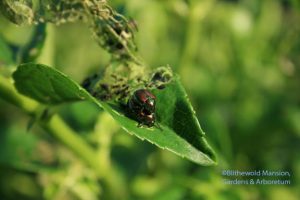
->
[13,63,90,104]
[13,63,217,165]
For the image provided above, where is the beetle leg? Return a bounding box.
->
[154,122,163,131]
[137,123,143,128]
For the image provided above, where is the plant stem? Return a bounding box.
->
[81,0,142,64]
[41,115,102,175]
[178,0,214,72]
[0,75,102,176]
[0,75,38,115]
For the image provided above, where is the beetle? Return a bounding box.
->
[127,89,158,128]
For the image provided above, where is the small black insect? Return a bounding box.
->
[127,89,160,128]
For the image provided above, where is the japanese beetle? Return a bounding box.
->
[127,89,157,127]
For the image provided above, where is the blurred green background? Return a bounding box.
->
[1,0,300,199]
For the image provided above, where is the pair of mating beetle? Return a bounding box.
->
[127,89,158,128]
[126,68,172,128]
[82,67,172,128]
[83,77,159,128]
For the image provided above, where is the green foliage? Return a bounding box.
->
[13,63,89,104]
[1,0,300,200]
[0,0,139,61]
[13,63,216,165]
